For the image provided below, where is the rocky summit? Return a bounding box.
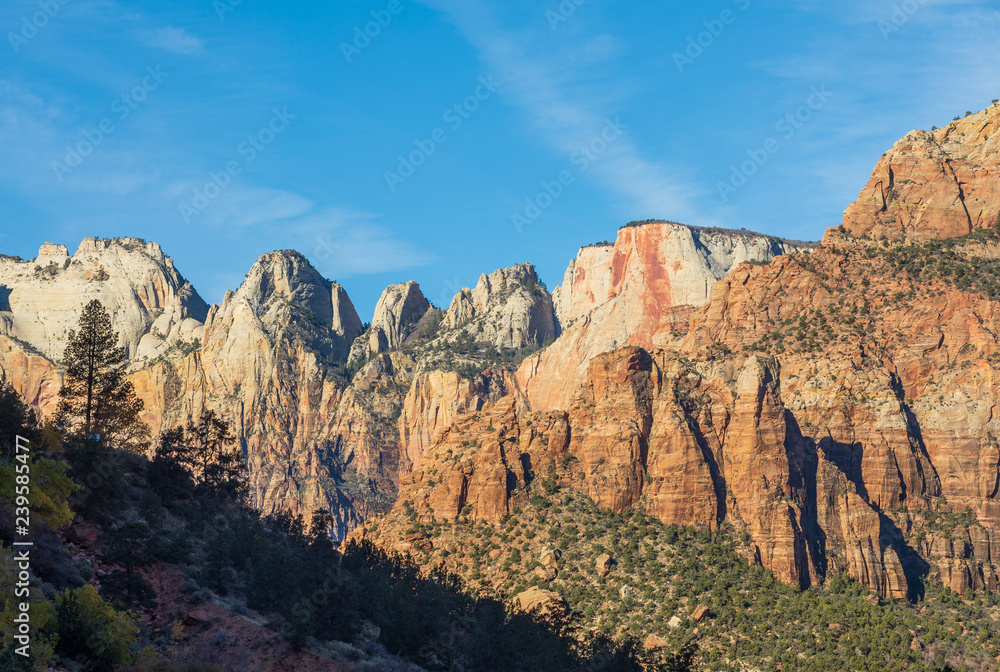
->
[4,102,1000,608]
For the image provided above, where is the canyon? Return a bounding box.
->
[3,102,1000,599]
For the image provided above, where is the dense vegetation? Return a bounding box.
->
[882,223,1000,300]
[372,481,999,672]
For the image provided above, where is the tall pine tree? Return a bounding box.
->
[55,299,149,453]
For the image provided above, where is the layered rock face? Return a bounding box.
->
[673,235,1000,595]
[396,367,520,472]
[129,250,380,536]
[840,103,1000,242]
[0,241,560,540]
[518,222,804,410]
[0,238,207,366]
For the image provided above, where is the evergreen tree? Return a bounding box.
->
[55,300,149,453]
[186,410,243,500]
[0,381,40,458]
[100,513,157,609]
[308,507,332,545]
[156,410,245,503]
[148,426,197,508]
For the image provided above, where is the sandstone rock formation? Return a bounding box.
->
[6,103,1000,603]
[643,634,669,650]
[840,103,1000,242]
[0,238,207,365]
[366,104,1000,600]
[518,221,807,410]
[443,263,557,351]
[596,553,613,577]
[349,281,429,363]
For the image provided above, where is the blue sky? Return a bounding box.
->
[1,0,998,314]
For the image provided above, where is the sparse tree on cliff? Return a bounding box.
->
[55,299,149,453]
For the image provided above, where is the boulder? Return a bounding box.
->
[184,609,210,626]
[595,553,613,577]
[533,566,557,582]
[512,587,567,621]
[67,524,100,547]
[667,615,682,629]
[691,604,710,623]
[539,548,560,568]
[643,634,669,650]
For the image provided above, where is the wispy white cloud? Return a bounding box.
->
[416,0,708,224]
[162,186,435,276]
[145,26,205,55]
[293,207,436,276]
[726,0,1000,236]
[165,182,313,230]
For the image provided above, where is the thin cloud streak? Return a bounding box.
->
[416,0,707,224]
[145,26,206,55]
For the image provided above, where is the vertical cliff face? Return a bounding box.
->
[130,250,367,528]
[675,227,1000,595]
[839,103,1000,242]
[518,222,804,411]
[331,281,364,361]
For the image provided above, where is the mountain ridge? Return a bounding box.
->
[3,101,1000,602]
